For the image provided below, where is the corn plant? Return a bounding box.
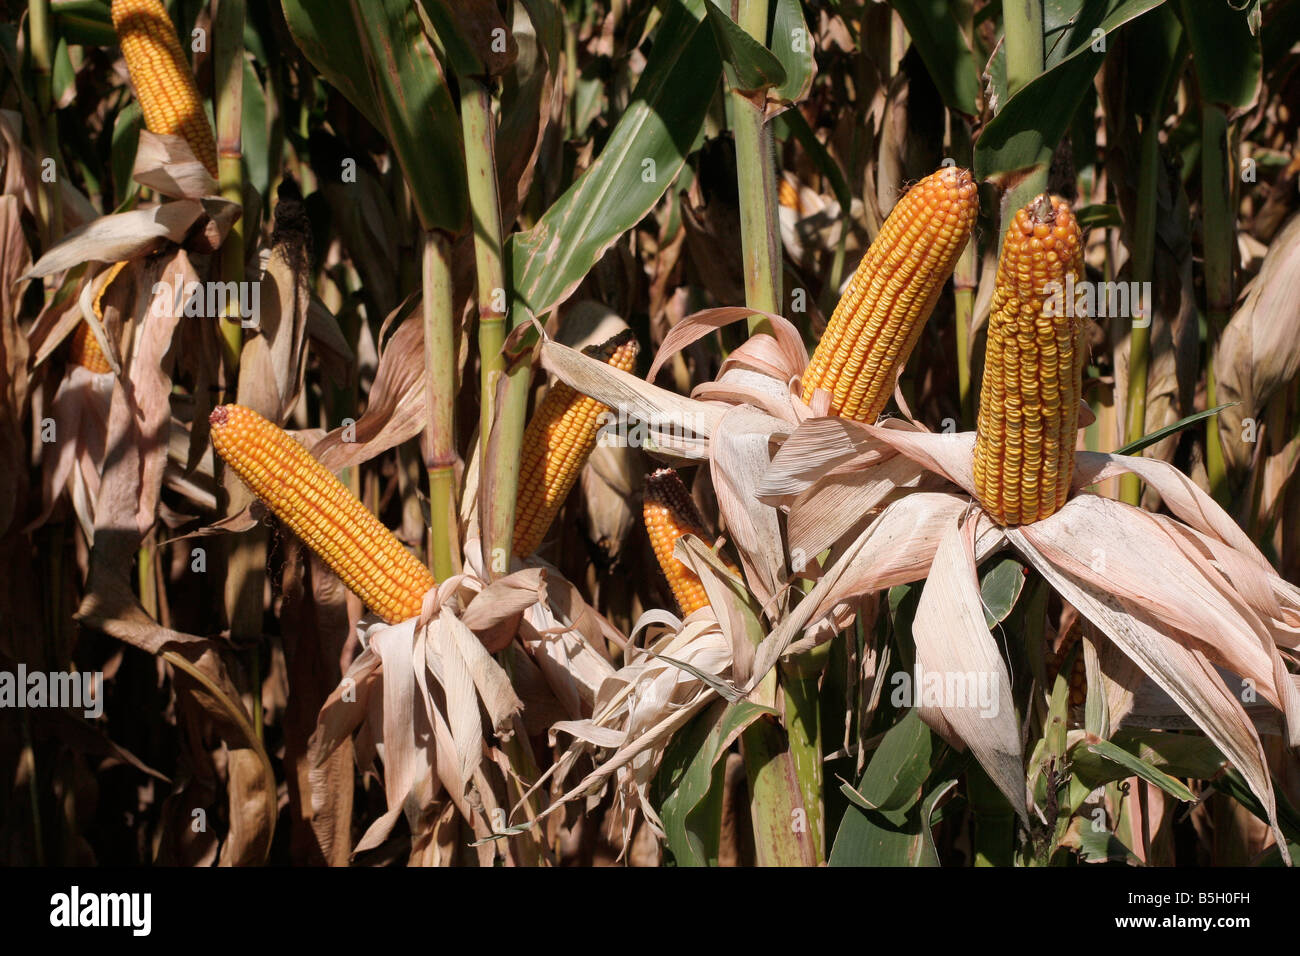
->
[1,0,1297,870]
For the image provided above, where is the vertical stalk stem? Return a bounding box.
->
[214,0,246,380]
[423,231,459,582]
[1200,104,1233,506]
[1004,0,1044,96]
[213,0,266,744]
[1119,118,1161,505]
[733,0,780,334]
[460,78,508,470]
[1001,2,1048,213]
[28,0,62,244]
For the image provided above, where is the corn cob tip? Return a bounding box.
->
[581,327,639,362]
[800,163,979,423]
[972,194,1086,527]
[643,468,714,616]
[643,468,706,526]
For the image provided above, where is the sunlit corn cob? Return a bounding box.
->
[973,194,1086,526]
[210,404,436,623]
[69,322,112,374]
[513,329,639,557]
[643,468,729,616]
[112,0,219,177]
[801,166,978,422]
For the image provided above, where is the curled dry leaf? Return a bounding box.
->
[312,309,426,471]
[1215,213,1300,472]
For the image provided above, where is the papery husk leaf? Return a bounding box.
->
[312,308,424,470]
[24,201,206,277]
[238,242,311,420]
[746,493,1006,688]
[1015,495,1300,746]
[352,619,438,854]
[709,405,790,616]
[646,306,807,384]
[1215,214,1300,472]
[1007,514,1289,863]
[459,567,546,653]
[912,516,1026,819]
[538,333,719,459]
[425,614,486,788]
[132,130,219,199]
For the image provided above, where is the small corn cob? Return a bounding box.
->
[643,468,735,616]
[513,329,639,557]
[801,166,978,422]
[69,261,129,374]
[69,322,112,374]
[112,0,219,177]
[210,404,436,623]
[973,194,1086,526]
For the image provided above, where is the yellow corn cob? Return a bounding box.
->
[513,329,639,557]
[69,322,112,374]
[973,194,1086,526]
[210,404,436,623]
[69,261,129,374]
[112,0,219,177]
[643,468,735,616]
[801,166,978,422]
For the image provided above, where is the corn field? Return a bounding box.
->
[2,0,1299,872]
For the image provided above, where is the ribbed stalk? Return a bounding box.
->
[1200,104,1233,506]
[1001,1,1047,212]
[740,712,818,866]
[423,231,459,582]
[460,77,508,467]
[733,0,781,336]
[28,0,62,244]
[781,643,828,861]
[1119,115,1162,506]
[483,309,532,575]
[949,114,978,427]
[214,0,245,379]
[733,0,813,863]
[211,0,264,744]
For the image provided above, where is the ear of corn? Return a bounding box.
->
[643,468,726,616]
[69,321,112,374]
[112,0,219,177]
[973,194,1086,526]
[513,329,639,557]
[69,261,129,374]
[210,404,436,623]
[801,166,978,422]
